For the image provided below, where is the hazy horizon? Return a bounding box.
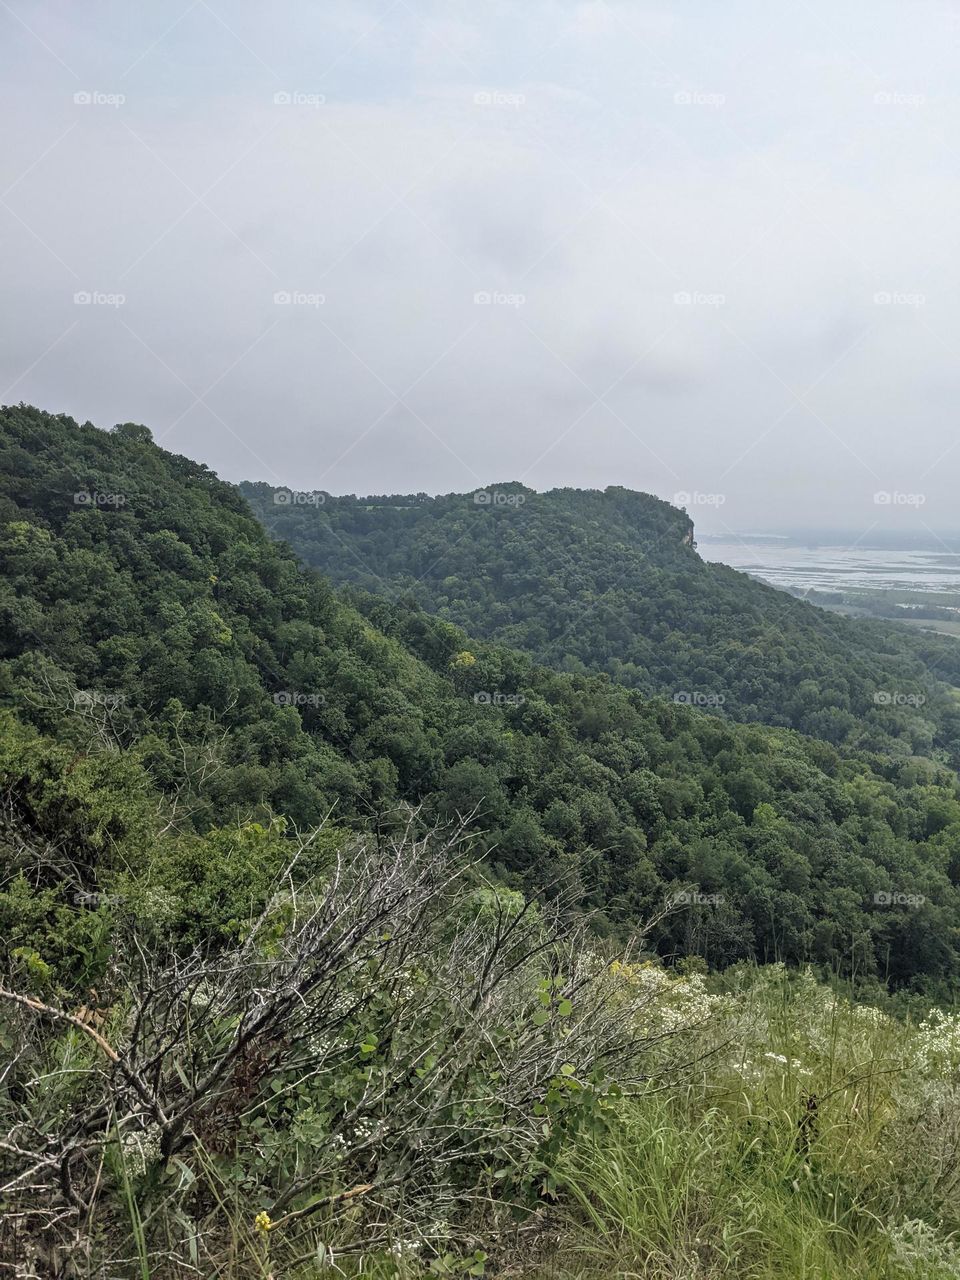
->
[2,1,958,539]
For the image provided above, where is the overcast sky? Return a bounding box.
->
[2,0,958,533]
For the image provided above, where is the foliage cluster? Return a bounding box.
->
[243,480,960,762]
[4,407,960,986]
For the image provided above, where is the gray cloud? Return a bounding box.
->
[2,0,959,533]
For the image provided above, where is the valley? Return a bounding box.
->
[3,409,960,1278]
[700,534,960,637]
[2,3,954,1271]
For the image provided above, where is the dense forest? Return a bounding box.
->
[242,482,960,763]
[2,405,960,990]
[8,407,960,1275]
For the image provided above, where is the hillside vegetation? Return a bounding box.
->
[6,761,960,1278]
[242,481,960,763]
[6,407,960,1274]
[3,406,960,987]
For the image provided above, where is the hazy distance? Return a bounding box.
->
[2,0,958,536]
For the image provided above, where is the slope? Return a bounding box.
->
[2,406,960,987]
[241,481,960,762]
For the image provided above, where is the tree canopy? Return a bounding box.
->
[3,405,960,990]
[242,480,960,763]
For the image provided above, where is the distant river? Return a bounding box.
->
[698,540,960,595]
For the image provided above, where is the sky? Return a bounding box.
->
[1,0,958,535]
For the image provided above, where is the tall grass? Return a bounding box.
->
[541,967,960,1280]
[10,933,960,1278]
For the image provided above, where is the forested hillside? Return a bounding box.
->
[7,408,960,1275]
[242,482,960,762]
[2,406,960,987]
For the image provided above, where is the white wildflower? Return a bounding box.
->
[886,1218,960,1275]
[120,1124,162,1176]
[914,1010,960,1078]
[189,979,218,1013]
[389,1239,422,1259]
